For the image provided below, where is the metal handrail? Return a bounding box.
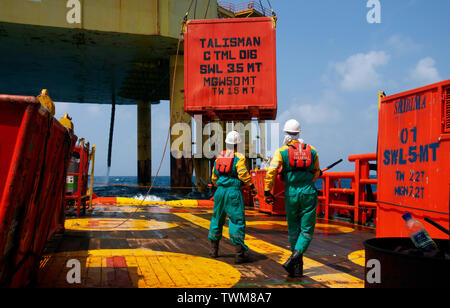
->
[218,0,269,16]
[319,153,378,225]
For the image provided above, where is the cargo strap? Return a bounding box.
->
[265,0,278,27]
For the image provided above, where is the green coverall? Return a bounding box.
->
[208,152,253,251]
[265,141,320,253]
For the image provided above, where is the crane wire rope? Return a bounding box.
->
[204,0,211,19]
[100,0,195,230]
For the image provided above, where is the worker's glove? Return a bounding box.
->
[264,191,276,205]
[249,184,258,197]
[208,183,217,194]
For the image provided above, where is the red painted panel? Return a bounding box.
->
[0,104,23,199]
[377,80,450,239]
[184,17,277,121]
[0,95,77,287]
[107,256,127,268]
[251,170,285,216]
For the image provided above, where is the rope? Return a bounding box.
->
[193,0,197,19]
[377,201,450,216]
[185,0,195,20]
[204,0,211,19]
[93,182,197,190]
[104,3,195,230]
[266,0,276,17]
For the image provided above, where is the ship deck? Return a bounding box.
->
[37,202,374,288]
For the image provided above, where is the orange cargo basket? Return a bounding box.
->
[377,80,450,240]
[184,17,277,121]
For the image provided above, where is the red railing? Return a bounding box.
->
[318,153,378,225]
[65,141,95,216]
[218,0,270,16]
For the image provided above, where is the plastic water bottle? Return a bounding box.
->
[402,213,438,252]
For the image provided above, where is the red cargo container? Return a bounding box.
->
[0,95,76,287]
[251,170,285,215]
[184,17,277,121]
[377,80,450,239]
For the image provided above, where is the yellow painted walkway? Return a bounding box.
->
[175,213,364,288]
[37,203,371,288]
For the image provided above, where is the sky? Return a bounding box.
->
[54,0,450,177]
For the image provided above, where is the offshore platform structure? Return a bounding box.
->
[0,0,273,189]
[0,0,216,187]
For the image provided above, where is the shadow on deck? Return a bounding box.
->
[37,203,374,288]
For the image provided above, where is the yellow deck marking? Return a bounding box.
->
[175,213,363,288]
[348,250,365,267]
[65,218,178,231]
[135,256,160,288]
[123,256,141,287]
[93,205,140,213]
[116,198,199,208]
[38,250,241,288]
[85,256,102,287]
[246,221,355,234]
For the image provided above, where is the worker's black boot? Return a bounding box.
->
[283,250,303,277]
[235,245,250,264]
[294,255,304,277]
[209,240,219,258]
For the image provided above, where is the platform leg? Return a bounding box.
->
[138,100,152,186]
[169,56,193,191]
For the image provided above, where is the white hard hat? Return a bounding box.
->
[225,131,242,145]
[283,119,301,134]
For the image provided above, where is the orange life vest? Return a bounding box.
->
[288,143,312,169]
[215,151,235,174]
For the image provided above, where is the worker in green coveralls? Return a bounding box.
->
[208,131,257,264]
[264,120,321,277]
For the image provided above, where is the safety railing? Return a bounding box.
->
[218,0,269,16]
[65,139,96,216]
[317,153,378,226]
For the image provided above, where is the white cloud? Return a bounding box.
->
[279,90,343,126]
[387,34,422,54]
[410,57,441,84]
[359,103,379,123]
[332,51,390,91]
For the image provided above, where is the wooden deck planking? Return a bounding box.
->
[37,204,374,288]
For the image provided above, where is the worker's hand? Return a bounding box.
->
[208,183,217,193]
[249,184,258,197]
[264,191,276,205]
